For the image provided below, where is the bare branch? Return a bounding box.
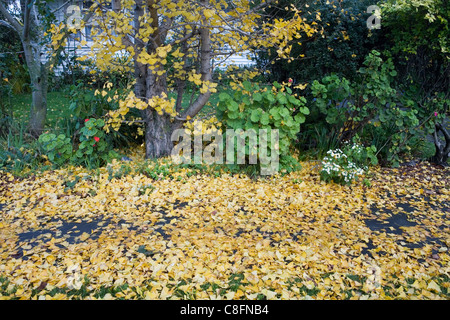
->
[167,27,198,46]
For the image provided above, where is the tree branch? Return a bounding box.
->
[175,24,212,128]
[436,122,450,145]
[22,0,31,41]
[0,19,13,29]
[167,27,198,47]
[0,1,23,35]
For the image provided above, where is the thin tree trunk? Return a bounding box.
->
[22,34,48,137]
[28,74,48,137]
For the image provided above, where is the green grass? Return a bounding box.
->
[10,91,72,128]
[10,87,226,128]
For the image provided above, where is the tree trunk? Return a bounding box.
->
[27,66,48,137]
[431,122,450,166]
[143,109,174,158]
[141,68,175,158]
[132,0,212,159]
[20,2,49,138]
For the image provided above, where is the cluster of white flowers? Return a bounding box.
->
[350,144,365,156]
[321,146,367,184]
[326,149,347,159]
[321,159,342,174]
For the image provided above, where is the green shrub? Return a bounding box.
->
[0,121,45,175]
[310,50,421,166]
[344,141,378,168]
[216,81,309,174]
[67,82,143,149]
[74,118,118,168]
[38,133,73,166]
[107,163,132,181]
[0,145,43,175]
[256,0,382,84]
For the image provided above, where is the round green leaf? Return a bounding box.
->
[300,106,310,115]
[227,100,239,112]
[253,92,262,102]
[250,109,261,122]
[219,92,231,102]
[261,113,270,125]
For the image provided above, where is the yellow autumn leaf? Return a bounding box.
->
[46,255,56,264]
[261,289,277,299]
[204,9,215,19]
[144,290,159,299]
[79,232,90,241]
[427,280,441,293]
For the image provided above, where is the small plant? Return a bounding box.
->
[107,163,132,181]
[138,184,156,196]
[343,139,378,168]
[38,133,73,166]
[320,149,364,185]
[63,176,80,192]
[74,118,118,168]
[320,141,377,185]
[137,160,174,180]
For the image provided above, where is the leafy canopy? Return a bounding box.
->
[50,0,318,132]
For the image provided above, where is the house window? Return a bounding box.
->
[82,1,94,10]
[85,25,92,41]
[69,30,82,42]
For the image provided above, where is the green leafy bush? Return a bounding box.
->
[256,0,381,84]
[381,0,449,164]
[344,139,378,167]
[67,83,143,148]
[216,81,309,174]
[38,133,73,166]
[310,50,421,166]
[74,118,117,168]
[0,145,43,175]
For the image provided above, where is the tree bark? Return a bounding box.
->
[28,71,48,137]
[22,37,48,137]
[431,122,450,165]
[142,64,173,158]
[143,109,174,159]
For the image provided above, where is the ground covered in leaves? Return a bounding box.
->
[0,154,449,300]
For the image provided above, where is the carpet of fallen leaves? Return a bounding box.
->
[0,151,449,300]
